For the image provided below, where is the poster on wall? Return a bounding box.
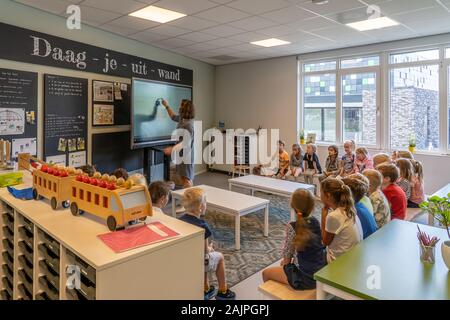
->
[44,74,87,167]
[92,80,130,126]
[0,68,38,158]
[93,104,114,125]
[93,80,114,102]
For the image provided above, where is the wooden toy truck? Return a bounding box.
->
[32,168,76,210]
[69,179,153,231]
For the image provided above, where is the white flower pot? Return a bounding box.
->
[442,241,450,270]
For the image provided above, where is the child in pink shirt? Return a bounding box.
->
[354,147,373,173]
[408,160,425,208]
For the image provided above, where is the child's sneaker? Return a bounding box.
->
[204,286,218,300]
[215,289,236,300]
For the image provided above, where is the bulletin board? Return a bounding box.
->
[92,131,143,174]
[43,74,88,167]
[92,80,131,126]
[0,68,38,158]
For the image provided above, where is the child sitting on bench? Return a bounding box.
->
[262,189,325,290]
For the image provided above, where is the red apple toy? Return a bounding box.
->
[76,175,83,182]
[82,176,90,183]
[41,165,48,173]
[107,183,116,190]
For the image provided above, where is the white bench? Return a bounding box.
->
[258,280,316,300]
[171,185,269,250]
[228,175,315,221]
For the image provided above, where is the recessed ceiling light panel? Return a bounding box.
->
[346,16,399,31]
[129,5,186,23]
[250,38,291,47]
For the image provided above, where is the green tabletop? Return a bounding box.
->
[314,220,450,300]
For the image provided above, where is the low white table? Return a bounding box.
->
[228,175,315,221]
[171,185,270,250]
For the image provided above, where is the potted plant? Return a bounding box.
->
[420,193,450,269]
[408,134,416,154]
[299,129,305,145]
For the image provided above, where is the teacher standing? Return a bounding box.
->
[162,99,195,189]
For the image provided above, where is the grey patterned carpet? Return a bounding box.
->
[204,191,323,288]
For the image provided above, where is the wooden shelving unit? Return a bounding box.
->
[0,174,204,300]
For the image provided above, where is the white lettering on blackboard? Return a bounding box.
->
[102,53,117,73]
[157,69,180,81]
[131,61,148,76]
[30,36,87,70]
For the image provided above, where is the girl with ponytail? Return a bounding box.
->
[320,178,362,262]
[408,160,425,208]
[262,189,326,290]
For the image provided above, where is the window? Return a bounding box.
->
[34,175,37,184]
[95,194,99,206]
[53,182,57,192]
[87,191,91,202]
[342,72,377,145]
[304,61,336,72]
[103,196,108,208]
[448,67,450,149]
[303,73,336,142]
[80,189,84,201]
[72,187,76,198]
[38,177,41,186]
[446,48,450,59]
[341,56,379,68]
[390,49,439,63]
[389,64,439,150]
[44,179,47,188]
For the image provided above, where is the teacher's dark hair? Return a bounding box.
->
[179,99,195,120]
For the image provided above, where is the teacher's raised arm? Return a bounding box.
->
[161,99,177,121]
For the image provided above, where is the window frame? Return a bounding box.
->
[300,54,381,148]
[299,44,450,154]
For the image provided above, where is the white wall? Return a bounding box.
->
[0,0,215,174]
[215,54,450,194]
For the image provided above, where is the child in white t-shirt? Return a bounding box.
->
[320,178,361,262]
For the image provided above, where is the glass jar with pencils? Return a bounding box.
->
[417,226,439,264]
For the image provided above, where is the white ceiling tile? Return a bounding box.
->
[129,30,172,43]
[226,0,291,15]
[256,25,295,37]
[362,25,417,40]
[98,24,140,36]
[82,0,147,14]
[155,37,195,49]
[201,38,242,48]
[182,42,224,52]
[377,0,439,16]
[227,31,269,42]
[105,15,160,31]
[202,24,246,37]
[194,5,250,23]
[147,24,191,36]
[260,5,317,23]
[58,5,121,26]
[393,6,450,23]
[228,42,261,51]
[177,31,219,42]
[279,31,322,44]
[209,0,234,3]
[167,16,217,31]
[15,0,69,14]
[309,25,373,42]
[227,16,277,31]
[296,0,365,15]
[286,16,341,31]
[152,0,218,15]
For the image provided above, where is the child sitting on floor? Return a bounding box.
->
[362,169,391,228]
[319,145,340,182]
[354,147,373,173]
[320,178,361,262]
[254,140,289,178]
[342,178,377,239]
[373,153,391,168]
[179,188,236,300]
[348,173,374,215]
[285,143,303,179]
[408,160,425,208]
[338,140,356,178]
[302,143,322,185]
[377,164,407,220]
[395,158,413,200]
[262,189,325,290]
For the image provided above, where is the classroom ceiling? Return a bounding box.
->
[13,0,450,65]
